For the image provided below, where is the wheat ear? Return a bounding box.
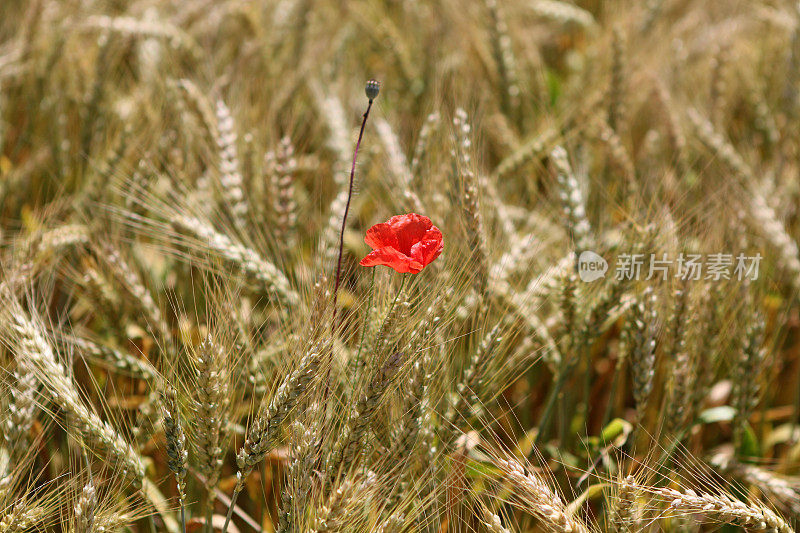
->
[625,478,794,533]
[453,108,490,295]
[496,457,591,533]
[486,0,520,117]
[170,215,298,307]
[688,109,800,291]
[191,335,230,533]
[215,98,249,229]
[269,136,299,250]
[222,345,324,533]
[3,361,37,465]
[161,386,188,533]
[607,27,627,134]
[551,145,592,253]
[444,323,503,447]
[712,454,800,516]
[69,335,159,383]
[74,480,98,533]
[410,112,440,178]
[734,312,766,453]
[96,242,171,343]
[1,500,46,532]
[625,288,658,427]
[4,301,145,484]
[493,126,560,180]
[326,351,405,484]
[608,475,639,533]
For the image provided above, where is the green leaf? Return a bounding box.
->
[739,422,760,459]
[465,459,502,479]
[545,69,561,108]
[600,418,632,446]
[514,427,539,459]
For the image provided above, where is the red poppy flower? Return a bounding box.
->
[359,213,443,274]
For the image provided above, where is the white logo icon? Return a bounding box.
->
[578,251,608,282]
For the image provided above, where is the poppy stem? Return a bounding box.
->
[317,92,376,470]
[382,273,408,334]
[331,98,374,332]
[354,267,376,375]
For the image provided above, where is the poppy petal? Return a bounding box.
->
[364,222,399,250]
[359,247,423,274]
[410,238,444,267]
[422,226,443,245]
[387,213,433,229]
[387,213,433,255]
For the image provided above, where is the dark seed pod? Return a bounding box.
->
[365,79,380,101]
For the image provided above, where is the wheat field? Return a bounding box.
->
[2,0,800,531]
